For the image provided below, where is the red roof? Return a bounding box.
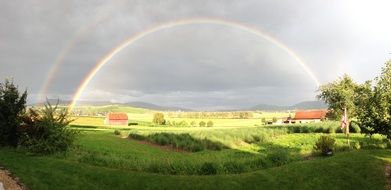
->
[293,110,327,120]
[107,113,128,120]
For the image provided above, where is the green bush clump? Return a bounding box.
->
[292,126,301,133]
[199,162,219,175]
[244,135,263,144]
[114,130,121,135]
[314,126,324,133]
[301,126,310,133]
[128,133,146,141]
[19,102,79,154]
[129,133,225,152]
[199,121,206,127]
[314,135,335,156]
[207,120,214,127]
[350,122,361,133]
[326,126,336,134]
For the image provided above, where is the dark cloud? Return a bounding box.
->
[1,0,390,109]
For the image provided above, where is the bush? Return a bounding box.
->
[314,135,335,156]
[314,127,324,133]
[199,162,219,175]
[199,121,206,127]
[350,122,361,133]
[261,118,266,125]
[18,101,79,154]
[244,135,262,144]
[114,130,121,135]
[128,133,146,141]
[152,113,165,125]
[207,120,214,127]
[301,126,310,133]
[129,132,224,152]
[0,79,27,147]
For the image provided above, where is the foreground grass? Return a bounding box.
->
[0,148,389,190]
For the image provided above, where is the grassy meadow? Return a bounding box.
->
[1,105,391,189]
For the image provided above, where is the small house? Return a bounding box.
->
[287,110,327,124]
[105,112,128,125]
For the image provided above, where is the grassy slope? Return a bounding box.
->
[0,149,389,190]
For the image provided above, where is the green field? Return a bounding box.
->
[1,105,391,189]
[0,129,390,189]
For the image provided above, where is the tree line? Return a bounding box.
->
[318,59,391,139]
[167,111,254,119]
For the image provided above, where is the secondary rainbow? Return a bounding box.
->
[38,14,110,103]
[68,18,321,111]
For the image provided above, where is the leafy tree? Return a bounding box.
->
[355,60,391,139]
[0,79,27,146]
[272,117,278,123]
[152,113,165,125]
[317,74,359,119]
[199,121,206,127]
[207,120,214,127]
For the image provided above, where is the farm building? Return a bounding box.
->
[105,112,129,125]
[286,110,327,124]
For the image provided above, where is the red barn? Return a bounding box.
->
[292,110,327,123]
[105,113,128,125]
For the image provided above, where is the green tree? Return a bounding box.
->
[152,113,165,125]
[199,121,206,127]
[207,120,214,127]
[356,60,391,139]
[0,79,27,146]
[272,117,278,123]
[317,74,359,119]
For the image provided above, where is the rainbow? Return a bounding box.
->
[38,14,110,103]
[68,18,320,111]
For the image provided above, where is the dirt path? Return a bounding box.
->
[0,168,24,190]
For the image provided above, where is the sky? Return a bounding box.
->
[1,0,391,110]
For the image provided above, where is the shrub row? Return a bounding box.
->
[129,133,225,152]
[165,120,214,127]
[273,121,362,134]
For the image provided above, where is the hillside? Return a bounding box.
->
[251,101,327,111]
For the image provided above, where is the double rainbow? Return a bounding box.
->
[39,18,321,111]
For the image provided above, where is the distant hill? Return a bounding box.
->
[32,99,325,112]
[32,99,191,111]
[290,101,327,110]
[124,101,192,111]
[250,101,327,111]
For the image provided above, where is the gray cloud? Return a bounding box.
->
[1,0,390,109]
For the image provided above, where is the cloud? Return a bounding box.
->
[1,0,390,108]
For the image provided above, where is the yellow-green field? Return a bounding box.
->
[70,105,289,127]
